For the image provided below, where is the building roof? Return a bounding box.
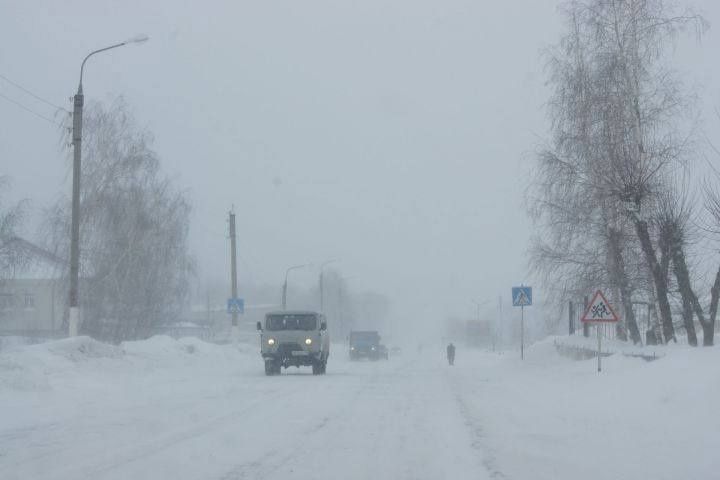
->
[2,237,65,280]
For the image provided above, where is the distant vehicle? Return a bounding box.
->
[390,346,401,355]
[378,344,389,360]
[349,330,385,360]
[257,311,329,375]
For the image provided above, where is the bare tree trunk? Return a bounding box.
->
[670,239,698,345]
[705,266,720,346]
[635,219,675,342]
[607,227,640,343]
[678,289,697,346]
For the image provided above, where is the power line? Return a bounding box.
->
[0,92,66,128]
[0,73,69,113]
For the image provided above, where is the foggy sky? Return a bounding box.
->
[2,0,719,326]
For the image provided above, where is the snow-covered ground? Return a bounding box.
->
[1,335,718,479]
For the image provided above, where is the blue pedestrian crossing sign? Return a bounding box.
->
[227,298,244,315]
[512,286,532,307]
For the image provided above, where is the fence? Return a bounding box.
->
[566,298,690,346]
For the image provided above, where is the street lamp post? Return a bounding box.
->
[282,264,310,310]
[68,35,149,337]
[337,275,355,334]
[471,298,493,350]
[319,259,338,312]
[471,299,482,324]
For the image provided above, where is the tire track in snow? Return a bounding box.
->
[448,373,507,479]
[218,415,332,480]
[54,387,293,480]
[217,357,418,480]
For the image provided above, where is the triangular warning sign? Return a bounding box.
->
[581,290,619,323]
[515,291,530,306]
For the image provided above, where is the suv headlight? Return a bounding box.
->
[305,338,312,345]
[267,338,275,346]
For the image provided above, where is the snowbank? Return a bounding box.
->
[0,335,255,393]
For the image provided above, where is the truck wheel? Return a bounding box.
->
[312,362,321,375]
[320,361,327,374]
[265,361,276,376]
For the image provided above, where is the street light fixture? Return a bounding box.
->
[319,259,338,312]
[471,298,492,323]
[68,35,149,337]
[282,264,310,310]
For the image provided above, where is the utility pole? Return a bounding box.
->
[67,35,149,337]
[229,210,238,345]
[68,84,83,337]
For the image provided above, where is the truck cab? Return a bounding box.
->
[257,311,329,375]
[349,330,383,360]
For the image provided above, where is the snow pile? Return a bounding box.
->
[553,334,668,359]
[0,336,121,392]
[0,335,255,393]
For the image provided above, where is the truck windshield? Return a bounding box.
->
[266,314,317,331]
[350,332,380,344]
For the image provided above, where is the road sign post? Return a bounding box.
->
[581,290,619,373]
[597,324,602,373]
[512,286,532,360]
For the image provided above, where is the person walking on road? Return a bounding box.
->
[446,343,456,366]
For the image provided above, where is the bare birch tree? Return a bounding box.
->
[0,177,29,280]
[531,0,705,344]
[46,98,194,342]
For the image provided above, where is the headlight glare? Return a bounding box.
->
[305,338,312,345]
[267,338,275,346]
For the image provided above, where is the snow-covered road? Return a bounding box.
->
[1,338,495,480]
[2,336,719,480]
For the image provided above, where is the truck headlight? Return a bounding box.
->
[371,346,376,351]
[305,338,312,345]
[267,338,276,346]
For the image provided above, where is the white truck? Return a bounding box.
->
[256,311,330,375]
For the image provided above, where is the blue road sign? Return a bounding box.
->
[227,298,244,315]
[512,286,532,307]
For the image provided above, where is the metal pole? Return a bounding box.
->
[493,295,501,352]
[229,211,238,346]
[67,38,148,338]
[282,264,309,311]
[68,89,83,337]
[597,324,602,373]
[319,270,324,312]
[521,305,525,360]
[318,259,337,313]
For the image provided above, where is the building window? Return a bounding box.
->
[24,293,35,309]
[0,293,16,310]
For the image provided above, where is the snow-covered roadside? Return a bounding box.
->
[0,336,256,460]
[449,338,720,480]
